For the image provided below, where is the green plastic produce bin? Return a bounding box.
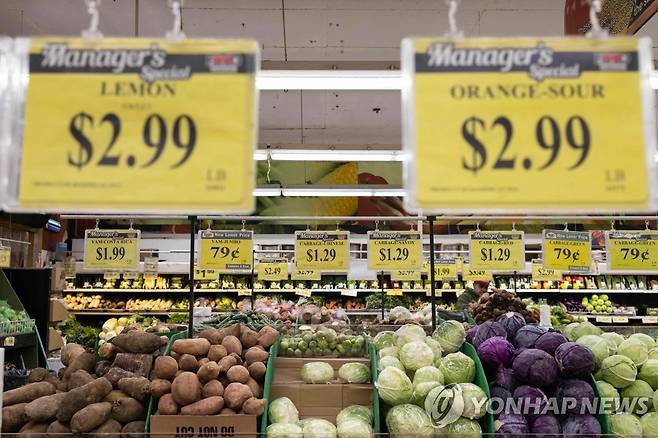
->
[590,375,612,435]
[462,341,496,435]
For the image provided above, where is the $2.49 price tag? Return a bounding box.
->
[295,231,349,271]
[198,230,253,271]
[606,231,658,271]
[84,229,140,271]
[543,230,591,272]
[257,259,289,281]
[469,231,524,271]
[367,231,422,271]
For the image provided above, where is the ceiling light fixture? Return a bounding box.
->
[253,186,282,197]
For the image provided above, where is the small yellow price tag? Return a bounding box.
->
[543,230,591,272]
[238,289,252,296]
[341,289,358,297]
[198,230,253,271]
[606,231,658,271]
[386,289,403,296]
[295,231,349,271]
[368,231,422,271]
[596,316,613,323]
[291,270,321,281]
[426,288,442,297]
[424,259,458,280]
[642,316,658,324]
[612,316,629,323]
[84,229,140,271]
[462,263,494,281]
[122,271,139,280]
[257,259,289,281]
[296,288,312,298]
[0,247,10,268]
[391,270,421,281]
[469,231,524,271]
[103,271,120,280]
[531,260,562,281]
[194,266,218,281]
[3,336,15,347]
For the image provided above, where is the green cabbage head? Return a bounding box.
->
[300,419,337,438]
[599,355,638,389]
[301,362,335,383]
[400,341,435,371]
[638,359,658,390]
[336,419,373,438]
[338,363,370,384]
[265,423,303,438]
[458,383,488,420]
[432,320,465,354]
[439,352,476,384]
[609,413,642,438]
[618,338,649,367]
[641,411,658,438]
[378,356,404,372]
[268,397,300,424]
[596,380,620,414]
[376,366,413,406]
[336,405,372,426]
[385,404,434,438]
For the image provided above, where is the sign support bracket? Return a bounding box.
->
[428,215,437,331]
[380,271,385,321]
[187,215,197,338]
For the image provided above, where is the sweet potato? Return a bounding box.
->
[89,418,122,438]
[104,389,130,403]
[242,397,266,416]
[27,367,49,383]
[240,328,259,349]
[171,371,202,406]
[246,377,262,398]
[197,361,220,383]
[61,343,85,366]
[105,367,137,388]
[111,331,162,353]
[158,393,179,415]
[218,375,230,388]
[121,420,146,438]
[227,365,250,384]
[118,376,151,401]
[180,396,224,415]
[230,352,243,365]
[70,401,112,433]
[112,352,154,377]
[150,379,172,398]
[178,353,199,372]
[57,377,112,423]
[154,355,178,380]
[3,381,56,406]
[221,335,242,357]
[198,357,210,367]
[257,325,279,348]
[221,324,241,339]
[199,328,224,345]
[67,369,94,390]
[202,380,224,398]
[98,342,119,361]
[95,360,112,377]
[111,397,145,423]
[220,407,236,415]
[224,382,253,410]
[170,351,181,361]
[217,355,238,374]
[248,361,266,381]
[208,344,228,362]
[46,420,71,437]
[172,337,211,357]
[63,351,96,378]
[19,420,50,437]
[2,403,28,432]
[245,346,269,365]
[24,392,67,423]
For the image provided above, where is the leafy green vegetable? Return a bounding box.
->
[60,316,100,351]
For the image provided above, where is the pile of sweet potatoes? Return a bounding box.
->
[152,324,279,417]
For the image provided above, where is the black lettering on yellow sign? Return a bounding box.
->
[100,80,177,97]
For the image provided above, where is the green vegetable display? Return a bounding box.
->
[279,329,367,358]
[60,316,100,351]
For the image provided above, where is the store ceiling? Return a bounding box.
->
[1,0,656,147]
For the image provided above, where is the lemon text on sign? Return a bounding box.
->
[257,259,289,281]
[403,36,656,212]
[0,247,10,268]
[294,231,349,271]
[606,231,658,270]
[391,270,421,281]
[386,289,403,296]
[9,38,258,213]
[469,231,524,271]
[462,264,494,282]
[84,229,140,271]
[542,230,591,272]
[291,270,321,281]
[295,288,312,298]
[367,231,422,271]
[531,259,562,281]
[198,230,253,271]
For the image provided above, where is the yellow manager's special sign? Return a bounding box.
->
[84,229,140,271]
[368,231,422,271]
[403,36,656,212]
[469,231,525,271]
[606,230,658,271]
[9,38,258,213]
[295,231,350,271]
[198,230,253,271]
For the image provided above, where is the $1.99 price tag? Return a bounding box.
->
[606,231,658,271]
[543,230,591,272]
[423,259,458,280]
[198,230,253,271]
[10,38,258,213]
[295,231,349,271]
[257,259,289,281]
[84,229,140,271]
[469,231,524,271]
[367,231,422,271]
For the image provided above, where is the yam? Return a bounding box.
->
[121,420,146,438]
[241,329,259,349]
[104,367,137,388]
[227,365,250,384]
[242,397,266,416]
[224,382,253,410]
[248,361,266,381]
[104,389,130,403]
[221,336,242,357]
[230,352,243,365]
[199,328,224,345]
[150,379,172,398]
[246,377,262,398]
[220,407,236,415]
[89,418,122,438]
[171,371,202,406]
[222,324,241,339]
[46,420,71,437]
[172,338,211,357]
[170,351,180,361]
[3,381,56,406]
[70,401,112,433]
[111,331,162,353]
[198,357,210,367]
[43,374,60,389]
[2,403,28,433]
[154,355,178,380]
[118,376,151,401]
[202,380,224,398]
[244,346,269,365]
[180,396,224,415]
[111,397,145,423]
[95,360,112,377]
[98,342,119,361]
[67,369,94,390]
[24,392,67,423]
[112,352,154,377]
[57,377,112,423]
[158,393,179,415]
[63,351,96,378]
[218,375,230,389]
[60,343,85,366]
[178,353,198,372]
[19,420,50,438]
[208,345,228,362]
[257,325,279,348]
[217,355,238,374]
[197,361,220,383]
[27,367,49,383]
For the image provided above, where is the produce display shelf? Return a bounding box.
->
[69,310,183,316]
[513,289,658,294]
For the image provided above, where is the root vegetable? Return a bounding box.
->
[63,352,96,378]
[27,367,49,383]
[197,361,220,383]
[227,365,250,384]
[202,380,224,398]
[111,331,162,353]
[158,393,179,415]
[121,420,146,438]
[118,376,151,401]
[240,328,258,349]
[90,418,122,438]
[199,328,224,345]
[248,362,266,381]
[171,371,202,406]
[257,326,279,348]
[221,336,242,357]
[61,343,85,366]
[218,355,238,374]
[24,392,67,423]
[95,360,112,377]
[112,353,154,377]
[198,357,210,367]
[242,397,266,416]
[220,407,236,415]
[70,401,112,433]
[220,325,241,339]
[67,369,94,390]
[98,342,118,360]
[46,420,70,437]
[172,338,211,357]
[57,377,112,423]
[246,377,262,398]
[178,354,198,372]
[244,346,269,365]
[105,367,137,388]
[224,382,253,410]
[2,403,28,432]
[111,397,145,423]
[208,345,228,362]
[154,356,178,380]
[19,420,50,437]
[180,396,225,415]
[104,390,130,403]
[3,381,56,406]
[150,379,172,398]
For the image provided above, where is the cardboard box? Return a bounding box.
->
[47,327,64,351]
[49,298,69,322]
[149,414,257,438]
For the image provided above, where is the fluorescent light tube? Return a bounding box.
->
[257,70,402,90]
[254,149,405,162]
[253,186,282,196]
[280,186,406,197]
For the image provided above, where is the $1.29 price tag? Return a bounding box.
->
[84,229,140,271]
[469,231,524,271]
[367,231,422,271]
[257,259,289,281]
[543,230,591,272]
[7,38,258,213]
[606,231,658,270]
[531,259,561,281]
[198,230,253,271]
[295,231,349,271]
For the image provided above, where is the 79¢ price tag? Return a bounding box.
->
[606,231,658,271]
[543,230,591,272]
[294,231,349,271]
[257,259,288,281]
[198,230,253,271]
[84,229,140,271]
